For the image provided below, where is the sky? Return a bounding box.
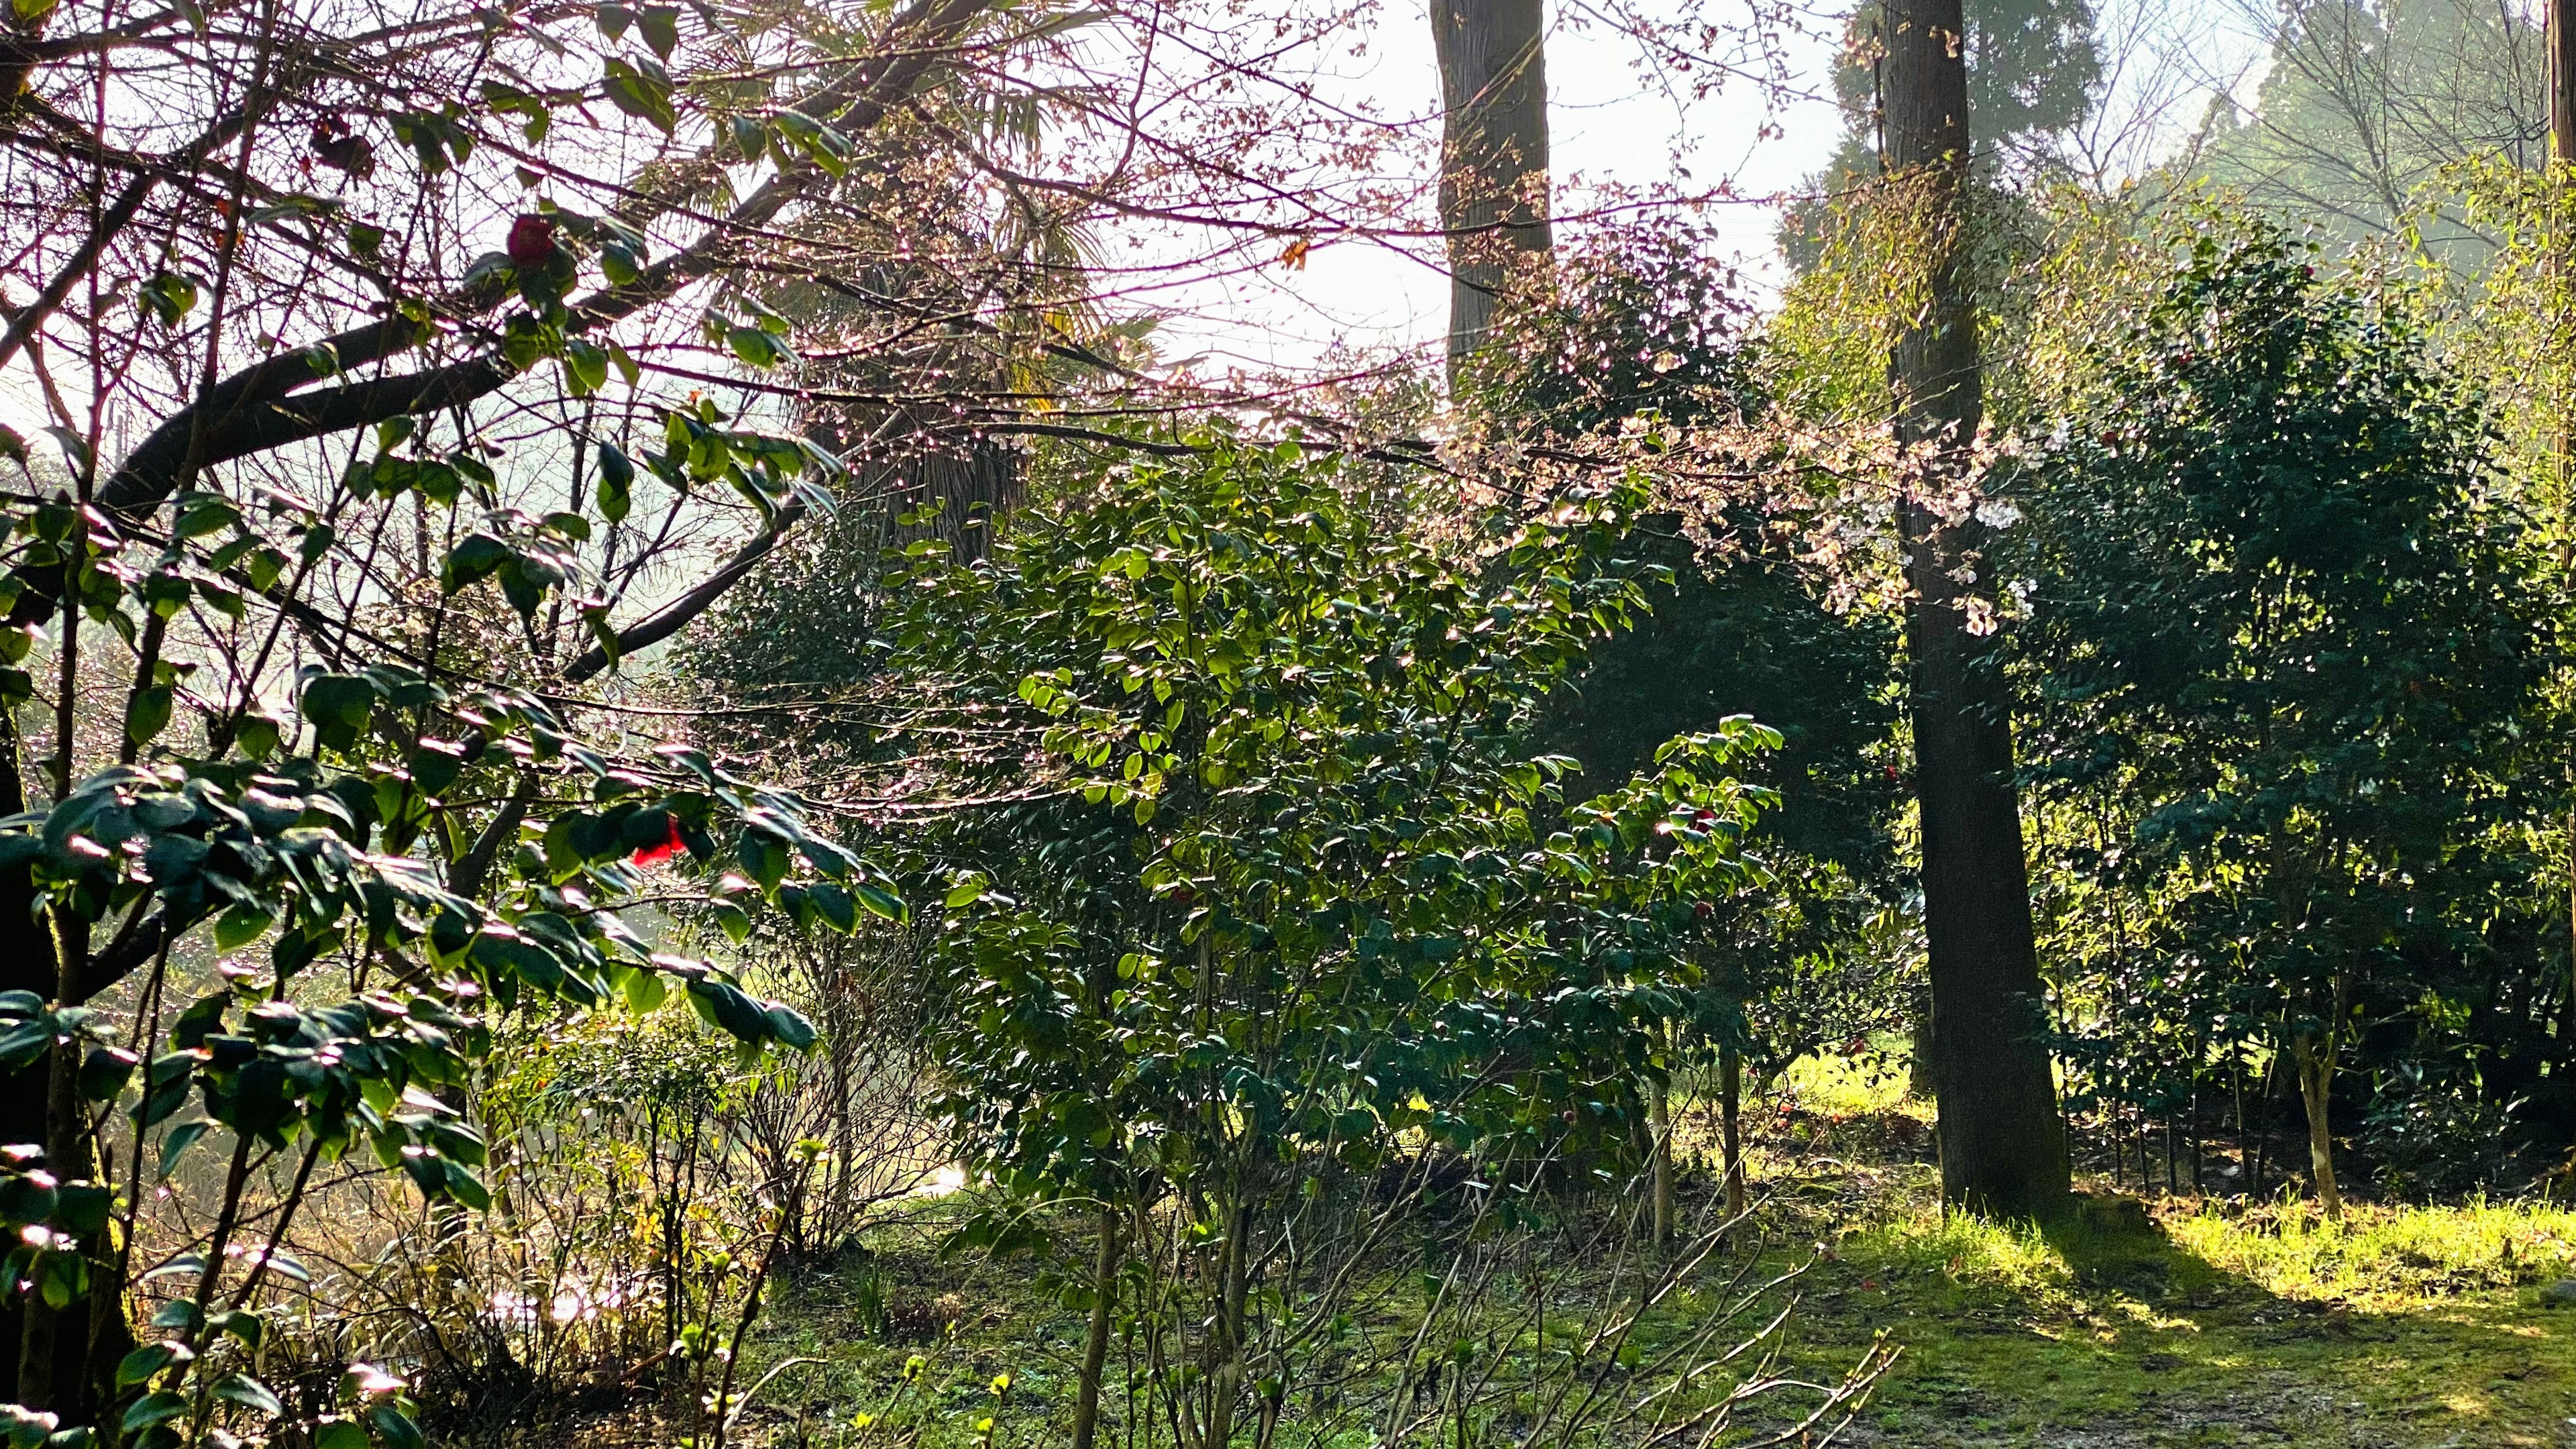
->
[0,0,2274,440]
[1141,0,2274,375]
[1144,1,1854,373]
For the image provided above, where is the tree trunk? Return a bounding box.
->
[1719,1042,1746,1222]
[1430,0,1550,383]
[2291,1031,2342,1221]
[1073,1205,1122,1449]
[0,710,58,1395]
[2551,0,2576,169]
[1207,1200,1249,1449]
[1880,0,2071,1222]
[1647,1073,1674,1247]
[2250,1056,2277,1201]
[2555,0,2576,1056]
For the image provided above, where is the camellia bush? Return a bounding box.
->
[863,430,1797,1446]
[2006,210,2568,1209]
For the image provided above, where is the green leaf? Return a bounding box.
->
[140,1252,206,1282]
[213,1372,284,1417]
[563,339,609,398]
[123,686,173,749]
[441,533,512,594]
[600,57,676,134]
[765,1002,817,1051]
[210,1308,264,1348]
[299,672,379,753]
[582,606,623,672]
[622,966,667,1012]
[138,272,199,327]
[639,3,678,56]
[596,441,634,523]
[116,1343,179,1389]
[368,1405,427,1449]
[236,712,281,761]
[174,495,238,538]
[688,979,770,1042]
[79,1045,139,1102]
[806,880,857,932]
[121,1394,185,1434]
[727,326,788,369]
[44,425,93,476]
[158,1120,213,1178]
[53,1183,109,1235]
[441,1160,492,1212]
[215,902,270,950]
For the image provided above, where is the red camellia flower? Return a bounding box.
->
[633,814,686,867]
[1693,900,1714,920]
[506,213,556,270]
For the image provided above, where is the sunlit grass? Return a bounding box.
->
[2165,1195,2576,1307]
[1809,1167,2576,1310]
[1769,1044,1920,1120]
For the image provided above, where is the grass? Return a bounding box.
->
[1749,1136,2576,1446]
[545,1061,2576,1448]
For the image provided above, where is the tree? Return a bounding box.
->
[872,431,1780,1444]
[1882,0,2072,1218]
[0,0,1120,1424]
[2190,0,2543,248]
[1432,0,1553,381]
[2010,214,2562,1214]
[1468,218,1910,1226]
[1779,0,2101,270]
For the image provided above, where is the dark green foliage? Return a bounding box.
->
[1478,220,1911,1074]
[1550,526,1900,877]
[2007,212,2571,1178]
[1473,220,1900,871]
[684,439,1022,762]
[863,428,1790,1443]
[878,431,1780,1203]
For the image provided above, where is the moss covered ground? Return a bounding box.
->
[712,1066,2576,1448]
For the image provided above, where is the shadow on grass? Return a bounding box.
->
[2041,1191,2260,1307]
[1763,1185,2576,1446]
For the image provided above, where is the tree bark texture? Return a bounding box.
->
[1880,0,2070,1221]
[1648,1074,1674,1246]
[2292,975,2348,1220]
[1719,1043,1746,1222]
[2551,0,2576,1052]
[1430,0,1550,381]
[2292,1034,2341,1220]
[1072,1206,1122,1449]
[2551,0,2576,169]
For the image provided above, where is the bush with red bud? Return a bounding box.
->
[507,213,557,270]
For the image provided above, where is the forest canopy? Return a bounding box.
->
[2,0,2576,1444]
